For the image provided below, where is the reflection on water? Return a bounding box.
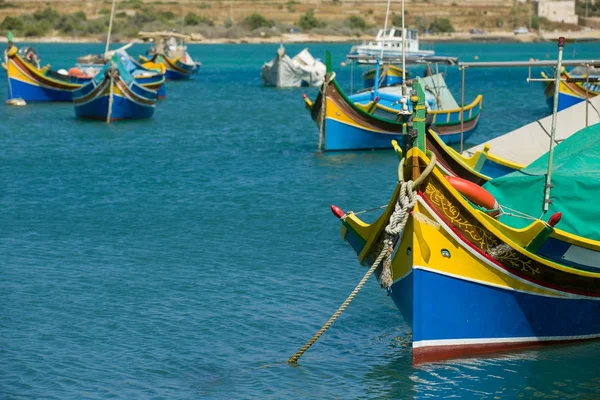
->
[365,340,600,399]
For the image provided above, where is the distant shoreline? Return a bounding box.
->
[1,30,599,45]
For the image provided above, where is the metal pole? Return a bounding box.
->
[5,48,13,100]
[544,37,565,213]
[586,64,590,127]
[460,65,465,153]
[104,0,117,56]
[459,59,600,68]
[401,0,406,94]
[350,62,353,94]
[380,0,392,61]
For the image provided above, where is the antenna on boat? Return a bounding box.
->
[401,0,406,96]
[373,0,393,101]
[104,0,117,58]
[543,37,565,213]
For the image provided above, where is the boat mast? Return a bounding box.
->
[543,37,565,213]
[104,0,117,57]
[401,0,406,95]
[380,0,392,62]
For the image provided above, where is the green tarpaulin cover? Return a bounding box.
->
[483,123,600,241]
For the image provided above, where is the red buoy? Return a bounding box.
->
[330,205,345,219]
[374,95,380,103]
[445,176,499,215]
[548,212,562,227]
[302,93,307,99]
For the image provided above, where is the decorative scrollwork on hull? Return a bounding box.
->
[424,181,538,276]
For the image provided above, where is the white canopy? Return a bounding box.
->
[261,46,326,88]
[464,96,600,165]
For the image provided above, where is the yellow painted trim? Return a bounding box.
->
[398,200,572,297]
[410,147,600,277]
[7,54,80,89]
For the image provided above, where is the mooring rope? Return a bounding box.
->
[288,151,436,364]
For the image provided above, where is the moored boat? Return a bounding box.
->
[139,31,200,80]
[261,45,326,88]
[74,49,167,99]
[73,55,157,122]
[541,67,600,112]
[348,27,434,63]
[333,64,600,363]
[362,64,407,88]
[304,67,482,151]
[3,44,80,102]
[3,42,165,102]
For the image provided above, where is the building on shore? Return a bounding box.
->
[535,0,579,25]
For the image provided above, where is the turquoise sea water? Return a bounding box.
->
[2,41,600,399]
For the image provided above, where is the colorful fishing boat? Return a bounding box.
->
[334,67,600,363]
[304,68,482,151]
[74,49,167,98]
[73,55,157,122]
[3,43,165,102]
[363,64,407,88]
[138,31,200,80]
[541,67,600,111]
[3,44,80,102]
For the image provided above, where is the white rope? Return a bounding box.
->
[498,205,540,222]
[379,180,417,289]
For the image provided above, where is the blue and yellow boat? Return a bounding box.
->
[305,72,482,151]
[75,51,167,99]
[363,64,407,88]
[3,45,79,102]
[3,44,165,102]
[73,55,157,121]
[542,67,600,112]
[138,32,200,80]
[334,81,600,363]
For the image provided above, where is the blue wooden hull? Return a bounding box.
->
[393,268,600,360]
[8,77,73,102]
[322,114,478,151]
[73,62,157,121]
[165,68,195,80]
[546,90,584,112]
[74,93,155,120]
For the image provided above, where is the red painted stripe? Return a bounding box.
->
[413,337,600,364]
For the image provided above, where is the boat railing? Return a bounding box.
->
[456,58,600,152]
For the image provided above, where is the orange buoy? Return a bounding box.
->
[445,176,499,214]
[68,67,84,77]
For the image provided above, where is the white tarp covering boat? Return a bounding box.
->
[261,45,326,88]
[464,95,600,165]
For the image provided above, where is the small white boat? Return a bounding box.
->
[261,45,326,88]
[348,27,434,64]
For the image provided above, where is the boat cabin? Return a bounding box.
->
[371,27,422,53]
